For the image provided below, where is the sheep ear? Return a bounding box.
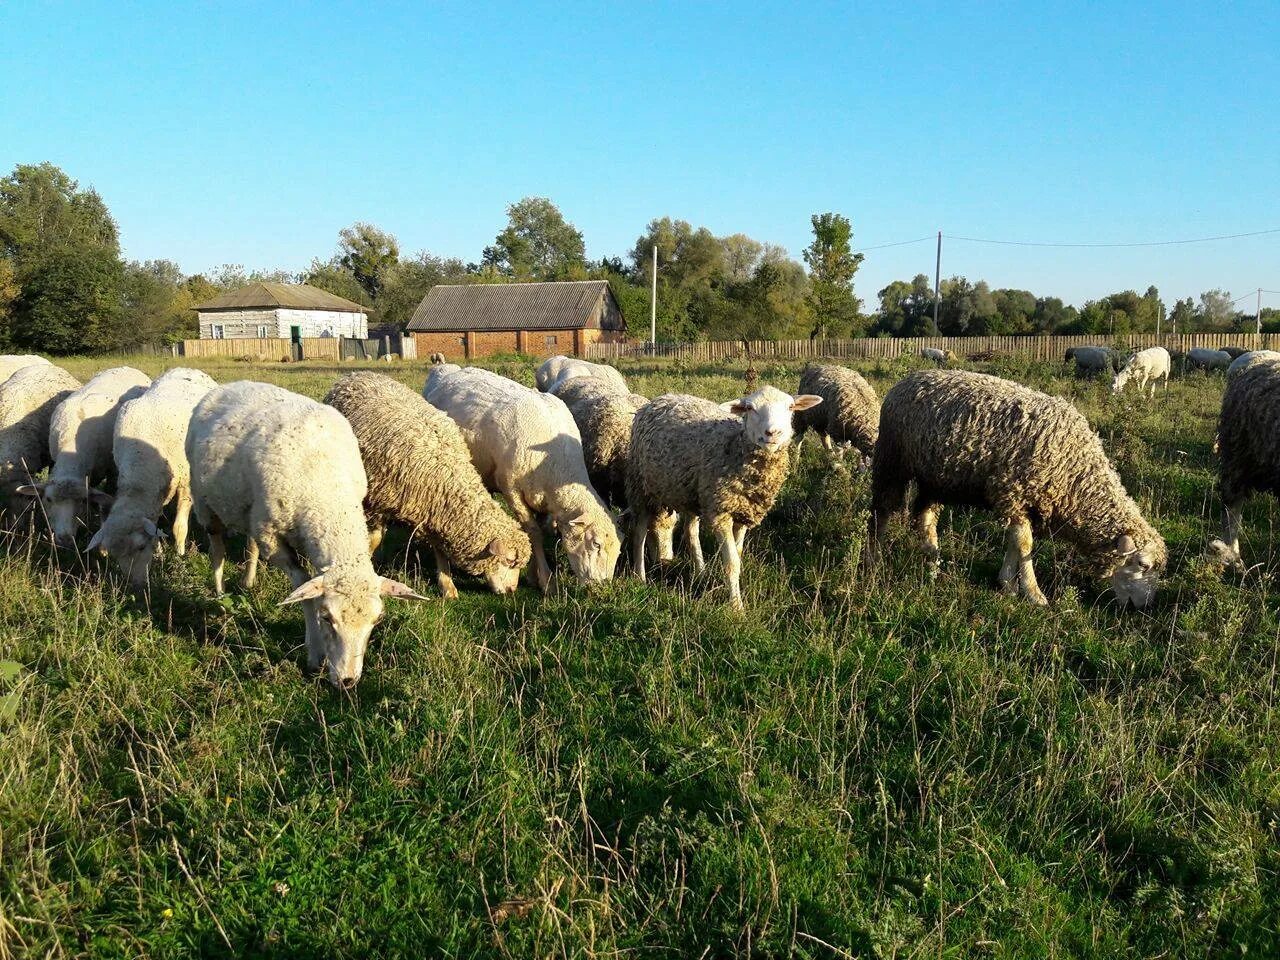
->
[728,398,753,416]
[142,518,163,539]
[280,575,326,606]
[379,577,428,601]
[1115,534,1137,555]
[87,488,115,508]
[567,515,588,527]
[791,394,823,412]
[86,528,105,553]
[487,537,505,557]
[15,483,44,497]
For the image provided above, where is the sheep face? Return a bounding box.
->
[88,519,161,587]
[16,480,114,547]
[1111,369,1131,394]
[729,386,823,453]
[559,515,620,583]
[481,536,528,594]
[281,570,425,688]
[1109,534,1161,609]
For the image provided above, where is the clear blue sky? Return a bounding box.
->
[3,1,1277,308]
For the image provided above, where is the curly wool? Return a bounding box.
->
[551,376,646,506]
[324,373,531,577]
[537,355,629,394]
[794,364,879,455]
[48,367,152,490]
[873,369,1165,574]
[627,392,792,529]
[1217,357,1280,506]
[0,363,80,500]
[0,355,51,384]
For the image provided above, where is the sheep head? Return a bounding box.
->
[728,385,822,453]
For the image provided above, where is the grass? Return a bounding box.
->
[1,351,1278,957]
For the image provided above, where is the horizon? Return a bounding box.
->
[3,1,1277,311]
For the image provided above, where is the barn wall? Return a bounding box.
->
[412,332,469,360]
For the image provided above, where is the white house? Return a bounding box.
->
[194,282,368,340]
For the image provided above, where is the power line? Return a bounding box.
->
[852,236,934,253]
[944,227,1280,249]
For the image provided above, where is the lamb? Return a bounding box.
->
[18,367,151,545]
[1112,347,1171,397]
[920,347,957,365]
[627,385,822,610]
[1187,347,1232,372]
[1207,360,1280,570]
[868,369,1165,608]
[85,368,217,586]
[1226,350,1280,380]
[1069,346,1120,377]
[536,355,628,395]
[793,363,879,458]
[0,363,80,510]
[424,365,620,589]
[548,376,647,507]
[187,381,423,687]
[0,355,50,384]
[324,372,531,597]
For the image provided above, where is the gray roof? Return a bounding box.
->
[407,280,615,332]
[194,282,367,314]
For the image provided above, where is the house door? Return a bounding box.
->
[290,326,302,361]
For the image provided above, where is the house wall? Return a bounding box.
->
[198,308,367,340]
[411,328,623,360]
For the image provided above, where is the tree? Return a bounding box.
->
[11,244,124,353]
[719,234,764,282]
[1198,288,1236,330]
[121,259,195,345]
[337,223,399,300]
[304,258,374,309]
[483,197,586,280]
[803,213,864,338]
[1169,296,1196,333]
[0,162,119,267]
[377,251,468,328]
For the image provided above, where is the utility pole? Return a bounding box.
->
[932,231,941,335]
[1258,288,1264,336]
[650,244,658,345]
[1156,302,1163,339]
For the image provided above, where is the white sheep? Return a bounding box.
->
[536,355,628,395]
[920,347,957,365]
[1112,347,1171,397]
[187,381,424,687]
[424,365,621,590]
[627,385,822,610]
[19,367,151,545]
[0,355,51,384]
[1227,350,1280,380]
[0,363,80,511]
[86,368,217,586]
[1187,347,1232,372]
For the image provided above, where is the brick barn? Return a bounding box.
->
[406,280,627,360]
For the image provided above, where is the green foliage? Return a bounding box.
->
[10,244,125,353]
[337,222,400,300]
[803,212,865,337]
[482,197,586,280]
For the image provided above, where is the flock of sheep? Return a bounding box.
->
[0,341,1275,688]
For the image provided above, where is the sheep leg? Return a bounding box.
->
[273,546,323,673]
[433,546,459,599]
[172,488,192,558]
[1215,504,1244,565]
[368,522,385,557]
[241,538,259,590]
[651,510,676,563]
[713,516,744,611]
[685,515,705,572]
[631,507,651,581]
[914,501,941,569]
[867,476,907,557]
[504,491,551,591]
[734,522,747,554]
[1001,518,1047,605]
[208,518,227,596]
[821,433,834,452]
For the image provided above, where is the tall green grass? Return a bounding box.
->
[1,354,1276,957]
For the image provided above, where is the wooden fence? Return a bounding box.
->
[585,333,1280,364]
[179,337,342,361]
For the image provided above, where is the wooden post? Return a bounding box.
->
[464,332,474,360]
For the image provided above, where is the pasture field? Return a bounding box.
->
[2,352,1279,958]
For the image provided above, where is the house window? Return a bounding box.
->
[257,325,270,339]
[545,335,557,347]
[211,324,225,340]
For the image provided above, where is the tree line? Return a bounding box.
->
[0,162,1271,354]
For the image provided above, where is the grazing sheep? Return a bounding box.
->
[1070,346,1120,377]
[1208,360,1280,569]
[920,347,957,365]
[429,352,447,364]
[0,355,50,384]
[18,367,151,545]
[549,376,647,507]
[1220,346,1251,359]
[187,381,423,687]
[1227,350,1280,380]
[1187,347,1232,372]
[425,365,621,590]
[627,385,822,610]
[86,368,217,586]
[536,355,628,395]
[0,363,80,511]
[793,363,879,458]
[869,369,1165,608]
[1112,347,1171,397]
[423,361,461,395]
[324,373,531,597]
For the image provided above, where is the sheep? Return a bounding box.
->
[0,355,50,384]
[868,369,1166,608]
[793,363,879,458]
[429,352,447,364]
[1207,359,1280,570]
[1112,347,1171,397]
[0,363,80,511]
[548,376,647,507]
[324,372,531,597]
[1187,347,1232,372]
[18,367,151,545]
[627,385,822,610]
[85,368,217,586]
[1227,350,1280,380]
[536,355,628,395]
[920,347,957,365]
[187,381,424,687]
[424,365,621,590]
[423,361,461,395]
[1220,346,1251,359]
[1069,346,1120,377]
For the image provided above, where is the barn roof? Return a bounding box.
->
[406,280,615,332]
[194,282,367,314]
